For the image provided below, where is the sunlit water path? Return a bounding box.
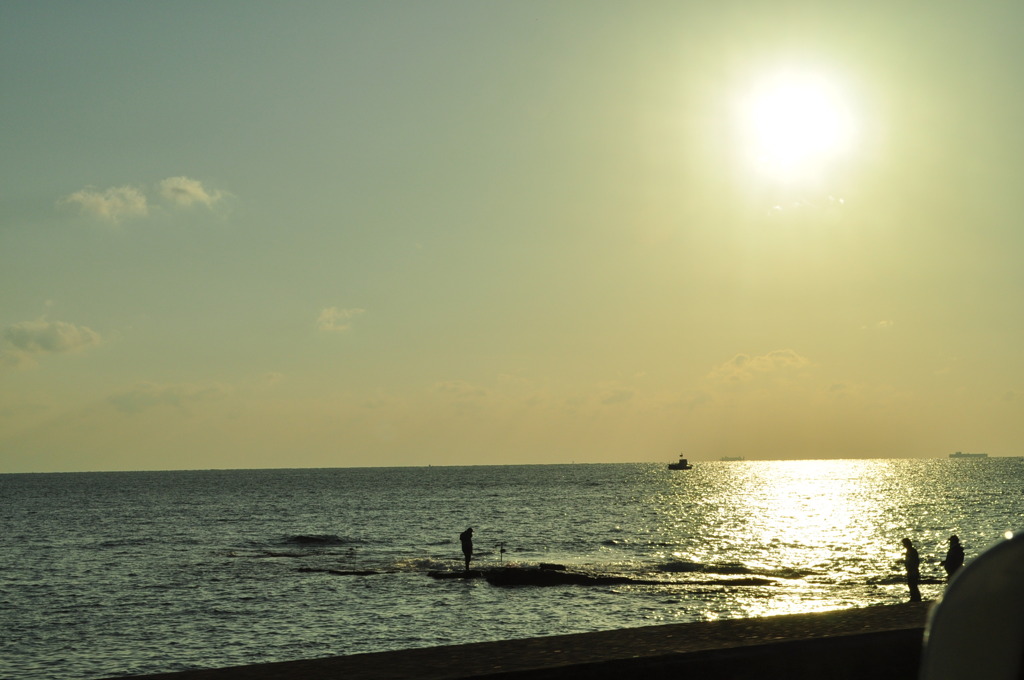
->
[2,459,1021,679]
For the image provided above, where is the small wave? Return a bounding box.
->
[764,567,816,579]
[656,561,752,575]
[232,534,362,556]
[865,575,913,586]
[284,534,352,546]
[865,575,946,586]
[298,567,381,576]
[95,537,153,548]
[392,557,451,572]
[655,561,814,580]
[656,560,705,573]
[227,549,316,559]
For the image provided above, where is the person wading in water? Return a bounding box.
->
[460,527,473,572]
[940,535,965,582]
[902,537,922,602]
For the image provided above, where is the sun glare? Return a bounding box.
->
[740,71,854,182]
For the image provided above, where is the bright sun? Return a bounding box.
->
[740,72,854,182]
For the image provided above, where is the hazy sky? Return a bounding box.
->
[3,1,1023,472]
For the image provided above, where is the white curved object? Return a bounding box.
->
[919,530,1024,680]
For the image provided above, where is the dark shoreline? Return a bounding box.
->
[108,602,931,680]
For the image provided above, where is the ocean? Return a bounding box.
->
[2,459,1021,680]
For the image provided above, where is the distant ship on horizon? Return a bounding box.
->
[949,451,988,459]
[719,456,745,462]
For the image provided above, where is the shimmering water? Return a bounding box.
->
[2,459,1021,680]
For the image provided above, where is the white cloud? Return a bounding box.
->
[59,186,148,223]
[2,319,102,365]
[158,176,224,208]
[317,307,365,333]
[59,176,227,223]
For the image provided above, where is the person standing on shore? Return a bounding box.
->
[902,537,922,602]
[460,527,473,572]
[940,535,964,582]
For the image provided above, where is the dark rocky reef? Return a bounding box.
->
[484,567,641,586]
[425,565,777,587]
[305,563,779,586]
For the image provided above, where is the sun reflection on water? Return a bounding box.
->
[652,459,944,618]
[743,461,883,552]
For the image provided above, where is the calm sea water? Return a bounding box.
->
[2,459,1021,680]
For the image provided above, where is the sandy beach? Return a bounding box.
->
[110,602,930,680]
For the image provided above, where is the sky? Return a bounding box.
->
[3,1,1024,472]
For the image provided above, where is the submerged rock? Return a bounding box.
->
[484,567,640,587]
[427,570,486,579]
[426,565,780,588]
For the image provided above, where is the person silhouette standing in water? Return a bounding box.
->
[460,527,473,572]
[902,537,922,602]
[940,535,964,582]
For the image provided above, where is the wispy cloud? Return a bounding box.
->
[433,380,488,416]
[59,186,148,223]
[601,388,634,405]
[317,307,365,333]
[1,319,102,367]
[59,176,227,223]
[708,349,810,383]
[158,176,224,208]
[108,382,228,414]
[434,380,487,399]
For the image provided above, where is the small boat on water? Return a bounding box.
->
[668,455,693,470]
[720,456,745,462]
[949,451,988,459]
